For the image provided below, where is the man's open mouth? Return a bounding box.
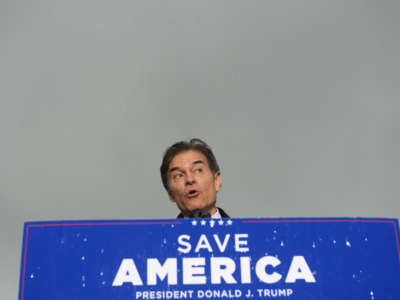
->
[186,189,199,198]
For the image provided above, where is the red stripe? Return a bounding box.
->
[393,221,400,263]
[27,221,182,227]
[241,219,394,223]
[20,226,29,300]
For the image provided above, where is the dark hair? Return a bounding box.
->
[160,138,220,191]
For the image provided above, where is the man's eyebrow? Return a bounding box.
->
[168,160,205,173]
[168,167,180,173]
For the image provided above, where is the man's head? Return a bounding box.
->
[160,138,221,217]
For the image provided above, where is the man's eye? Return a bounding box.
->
[195,168,202,173]
[174,173,183,179]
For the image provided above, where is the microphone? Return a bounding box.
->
[188,209,210,218]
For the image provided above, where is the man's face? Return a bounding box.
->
[167,150,221,216]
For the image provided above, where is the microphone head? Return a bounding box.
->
[188,209,211,218]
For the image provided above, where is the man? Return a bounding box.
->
[160,138,229,218]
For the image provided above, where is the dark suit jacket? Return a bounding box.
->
[177,207,230,218]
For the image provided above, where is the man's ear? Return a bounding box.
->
[214,171,222,192]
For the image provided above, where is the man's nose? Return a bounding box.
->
[186,172,196,184]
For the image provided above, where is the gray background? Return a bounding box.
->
[1,1,399,298]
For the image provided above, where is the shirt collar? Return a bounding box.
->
[182,208,221,218]
[211,208,221,219]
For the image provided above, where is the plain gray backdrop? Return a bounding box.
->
[1,1,399,298]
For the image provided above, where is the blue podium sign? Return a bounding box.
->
[19,218,400,300]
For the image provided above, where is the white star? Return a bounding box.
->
[227,220,233,225]
[209,220,215,228]
[200,220,206,226]
[218,220,224,225]
[191,220,197,226]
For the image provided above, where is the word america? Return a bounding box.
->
[112,233,316,286]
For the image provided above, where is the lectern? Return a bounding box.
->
[19,218,400,299]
